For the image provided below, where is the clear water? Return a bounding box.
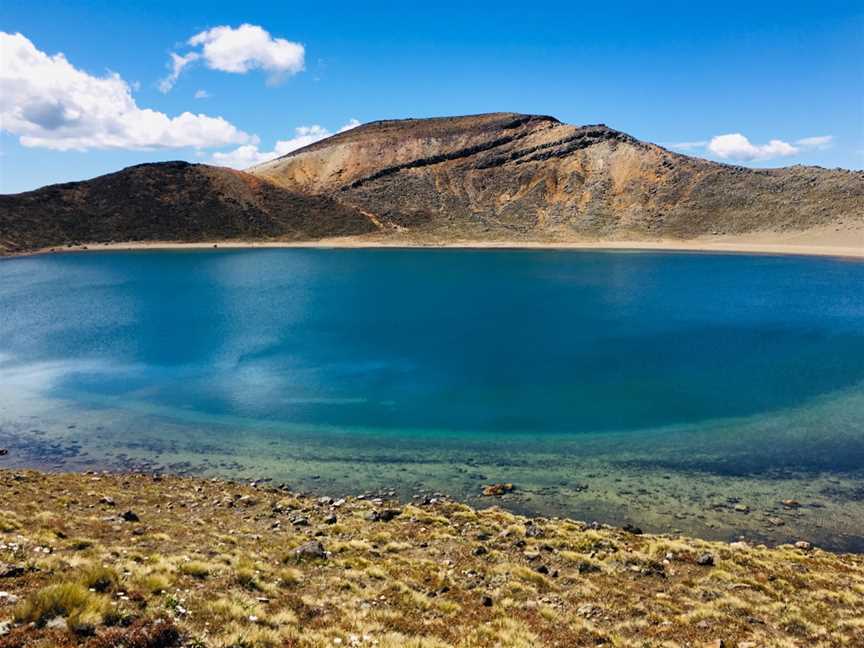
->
[1,249,863,550]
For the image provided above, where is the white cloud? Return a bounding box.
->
[795,135,833,149]
[708,133,798,161]
[194,89,211,99]
[158,51,200,93]
[0,32,252,151]
[665,140,708,150]
[162,24,305,91]
[668,132,835,162]
[211,119,361,169]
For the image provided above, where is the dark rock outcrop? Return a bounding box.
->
[0,161,377,254]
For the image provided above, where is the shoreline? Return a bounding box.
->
[2,468,863,647]
[4,227,864,260]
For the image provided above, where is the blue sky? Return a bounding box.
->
[1,0,862,193]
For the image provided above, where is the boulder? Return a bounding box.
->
[291,540,327,561]
[696,553,715,567]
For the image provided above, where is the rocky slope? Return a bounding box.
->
[2,114,861,255]
[251,112,863,240]
[1,469,863,647]
[0,162,376,254]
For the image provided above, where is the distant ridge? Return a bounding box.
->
[2,113,862,254]
[0,162,376,254]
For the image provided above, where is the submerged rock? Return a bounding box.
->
[481,483,514,497]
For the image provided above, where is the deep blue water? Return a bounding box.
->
[2,249,864,548]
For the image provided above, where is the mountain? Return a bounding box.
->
[2,113,861,255]
[0,162,376,254]
[250,112,863,240]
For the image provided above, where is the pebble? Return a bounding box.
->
[0,591,19,605]
[323,514,337,525]
[733,504,750,513]
[45,617,68,630]
[481,595,493,607]
[121,510,140,523]
[696,553,715,567]
[794,541,813,551]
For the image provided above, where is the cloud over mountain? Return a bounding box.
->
[668,132,835,162]
[159,24,305,92]
[212,119,360,169]
[0,32,251,151]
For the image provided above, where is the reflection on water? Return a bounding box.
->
[1,249,863,550]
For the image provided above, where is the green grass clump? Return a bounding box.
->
[179,560,213,579]
[234,567,263,591]
[79,565,119,593]
[137,572,173,594]
[14,581,108,628]
[0,510,21,532]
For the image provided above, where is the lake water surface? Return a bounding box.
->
[2,249,863,550]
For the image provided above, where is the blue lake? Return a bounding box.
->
[1,249,863,550]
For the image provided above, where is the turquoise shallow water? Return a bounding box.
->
[1,249,863,550]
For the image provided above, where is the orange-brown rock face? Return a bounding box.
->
[250,112,864,240]
[1,113,861,253]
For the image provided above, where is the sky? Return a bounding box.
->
[1,0,862,193]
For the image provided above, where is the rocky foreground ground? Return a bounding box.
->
[0,470,862,647]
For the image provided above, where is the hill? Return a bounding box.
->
[1,113,862,255]
[0,162,376,254]
[250,112,863,241]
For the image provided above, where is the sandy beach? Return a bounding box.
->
[7,224,864,260]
